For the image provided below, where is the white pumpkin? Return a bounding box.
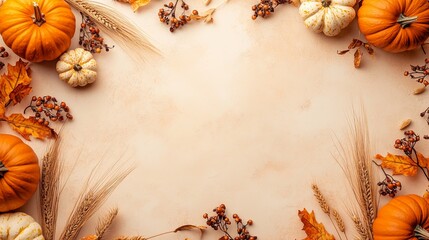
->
[299,0,356,36]
[56,48,97,87]
[0,212,44,240]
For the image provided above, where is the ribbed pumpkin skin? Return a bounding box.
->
[358,0,429,53]
[0,134,40,212]
[0,0,76,62]
[373,194,429,240]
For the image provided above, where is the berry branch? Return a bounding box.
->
[373,161,402,198]
[251,0,293,20]
[404,58,429,88]
[79,13,114,53]
[24,96,73,126]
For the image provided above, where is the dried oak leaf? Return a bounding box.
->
[375,153,418,176]
[5,114,57,140]
[115,0,150,12]
[9,83,32,106]
[298,208,335,240]
[354,48,362,68]
[0,59,31,110]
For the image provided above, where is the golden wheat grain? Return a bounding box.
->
[96,207,119,239]
[333,209,345,233]
[312,184,330,214]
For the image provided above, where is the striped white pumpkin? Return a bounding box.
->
[299,0,356,36]
[0,212,44,240]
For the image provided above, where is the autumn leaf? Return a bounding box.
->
[9,83,32,106]
[0,59,31,108]
[4,114,56,140]
[375,153,418,176]
[354,48,362,68]
[115,0,150,12]
[298,208,335,240]
[348,38,363,49]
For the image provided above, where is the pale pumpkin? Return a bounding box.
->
[299,0,356,36]
[0,212,44,240]
[358,0,429,53]
[0,0,76,62]
[56,48,97,87]
[0,134,40,212]
[373,194,429,239]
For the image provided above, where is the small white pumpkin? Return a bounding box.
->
[299,0,356,36]
[56,48,97,87]
[0,212,44,240]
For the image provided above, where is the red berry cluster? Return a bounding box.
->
[0,46,9,71]
[251,0,292,20]
[203,204,257,240]
[377,176,401,198]
[24,96,73,126]
[158,0,197,32]
[404,58,429,87]
[394,130,419,156]
[79,13,113,53]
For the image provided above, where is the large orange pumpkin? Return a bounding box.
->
[358,0,429,53]
[0,134,40,212]
[373,194,429,239]
[0,0,76,62]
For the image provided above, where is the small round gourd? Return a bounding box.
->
[373,194,429,239]
[0,0,76,62]
[299,0,356,36]
[56,48,97,87]
[0,134,40,212]
[0,212,44,240]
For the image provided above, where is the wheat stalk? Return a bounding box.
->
[333,209,345,233]
[312,184,330,214]
[96,207,119,239]
[351,214,369,240]
[64,0,160,61]
[40,139,62,240]
[60,164,133,240]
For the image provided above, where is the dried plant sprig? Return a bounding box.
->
[332,210,345,234]
[96,207,119,239]
[114,224,205,240]
[351,214,369,240]
[40,138,62,240]
[335,112,377,240]
[312,184,330,214]
[60,164,134,240]
[337,38,374,68]
[115,237,147,240]
[64,0,159,61]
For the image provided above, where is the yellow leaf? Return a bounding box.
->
[0,59,31,108]
[116,0,150,12]
[298,208,335,240]
[375,153,418,176]
[5,114,56,140]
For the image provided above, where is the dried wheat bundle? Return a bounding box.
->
[40,139,63,240]
[65,0,160,61]
[335,113,378,240]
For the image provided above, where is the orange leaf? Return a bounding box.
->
[5,114,56,140]
[298,208,335,240]
[116,0,150,11]
[417,152,429,169]
[354,48,362,68]
[375,153,418,176]
[0,59,31,108]
[9,83,32,106]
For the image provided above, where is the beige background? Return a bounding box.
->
[2,0,429,239]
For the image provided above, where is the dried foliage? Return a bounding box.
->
[338,39,374,68]
[115,0,150,12]
[298,208,335,240]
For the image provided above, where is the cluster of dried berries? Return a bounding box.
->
[24,96,73,126]
[404,59,429,87]
[79,13,113,53]
[0,46,9,70]
[377,173,402,197]
[394,130,419,156]
[203,204,257,240]
[158,0,197,32]
[251,0,292,20]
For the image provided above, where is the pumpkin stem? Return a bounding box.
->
[322,0,331,7]
[33,2,46,27]
[0,161,7,179]
[397,13,418,28]
[415,225,429,239]
[73,64,83,71]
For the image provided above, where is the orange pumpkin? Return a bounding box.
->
[358,0,429,53]
[0,0,76,62]
[373,194,429,239]
[0,134,40,212]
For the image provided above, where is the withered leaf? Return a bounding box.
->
[9,83,32,106]
[364,43,374,55]
[354,48,362,68]
[375,153,418,176]
[0,59,31,108]
[348,38,363,49]
[298,208,335,240]
[337,49,350,55]
[174,225,206,234]
[5,114,57,140]
[115,0,150,12]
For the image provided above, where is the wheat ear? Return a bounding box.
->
[40,138,62,240]
[64,0,160,61]
[96,207,119,239]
